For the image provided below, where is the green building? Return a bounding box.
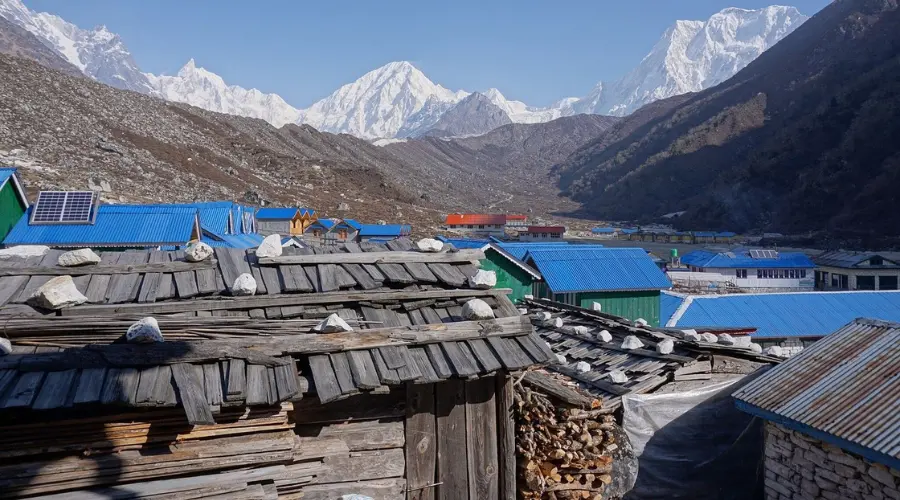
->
[0,168,28,243]
[480,244,542,302]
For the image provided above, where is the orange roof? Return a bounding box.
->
[445,214,508,225]
[525,226,566,233]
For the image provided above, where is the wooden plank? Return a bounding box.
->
[105,251,150,303]
[153,365,177,406]
[429,264,468,287]
[100,367,139,404]
[260,250,484,265]
[308,355,343,403]
[224,359,246,401]
[404,262,438,283]
[246,250,268,295]
[137,251,169,303]
[1,371,42,408]
[273,362,299,400]
[342,263,378,290]
[258,261,283,294]
[133,366,161,405]
[266,366,278,404]
[303,265,321,292]
[377,263,415,284]
[0,259,219,276]
[487,337,534,370]
[436,379,468,500]
[467,339,503,373]
[407,383,437,500]
[496,375,516,500]
[343,242,363,253]
[379,345,409,370]
[299,478,407,500]
[318,447,406,483]
[362,263,386,282]
[466,376,498,500]
[317,264,341,292]
[329,352,359,395]
[395,349,424,382]
[172,261,200,299]
[281,265,314,292]
[171,363,215,425]
[334,264,358,289]
[371,348,401,385]
[0,370,16,400]
[245,364,269,406]
[216,248,252,293]
[72,367,106,404]
[441,342,480,377]
[420,307,444,325]
[347,350,381,389]
[518,333,557,362]
[426,344,453,379]
[195,267,218,295]
[409,347,443,383]
[297,419,405,451]
[0,275,29,306]
[292,390,405,424]
[155,255,177,301]
[31,369,78,410]
[203,363,224,406]
[521,371,596,408]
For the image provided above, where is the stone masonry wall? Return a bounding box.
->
[764,422,900,500]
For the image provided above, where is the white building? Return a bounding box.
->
[813,251,900,290]
[675,249,815,291]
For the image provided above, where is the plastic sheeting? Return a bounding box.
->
[621,375,765,500]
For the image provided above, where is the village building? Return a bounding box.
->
[813,250,900,290]
[504,214,528,228]
[677,249,815,291]
[327,218,361,243]
[357,223,411,243]
[526,247,672,326]
[0,240,552,499]
[444,214,508,237]
[255,207,315,236]
[303,218,337,239]
[733,318,900,500]
[478,242,544,302]
[0,168,28,242]
[591,227,619,239]
[518,225,566,241]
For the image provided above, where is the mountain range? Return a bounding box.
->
[0,0,808,139]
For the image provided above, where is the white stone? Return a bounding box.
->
[0,245,49,260]
[717,333,736,345]
[633,318,648,328]
[184,241,213,262]
[126,317,164,344]
[517,308,528,315]
[556,354,567,364]
[28,276,87,310]
[763,346,784,357]
[416,238,444,253]
[573,326,590,336]
[748,343,763,353]
[591,302,602,312]
[608,370,629,384]
[700,332,719,343]
[57,248,101,267]
[621,335,645,350]
[468,270,497,289]
[656,339,675,354]
[462,299,495,320]
[680,328,698,338]
[255,234,284,258]
[232,273,257,296]
[596,330,613,342]
[684,332,702,342]
[546,317,563,328]
[313,314,354,333]
[0,337,10,356]
[733,335,753,348]
[534,312,552,322]
[575,361,592,373]
[524,294,534,300]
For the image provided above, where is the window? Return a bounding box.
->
[801,270,806,278]
[870,257,884,266]
[736,269,747,279]
[879,275,898,290]
[478,225,485,229]
[550,232,561,239]
[857,275,876,290]
[757,270,762,279]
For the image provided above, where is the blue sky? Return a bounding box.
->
[27,0,831,107]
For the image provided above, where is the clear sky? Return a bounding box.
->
[26,0,831,107]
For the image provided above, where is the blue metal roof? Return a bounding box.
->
[255,207,299,220]
[496,242,572,261]
[359,224,411,237]
[202,233,264,249]
[716,231,737,237]
[591,227,616,234]
[341,219,362,230]
[620,228,639,234]
[681,250,814,269]
[4,205,198,247]
[436,236,490,249]
[125,202,245,235]
[525,247,672,293]
[660,291,685,325]
[0,167,16,185]
[663,290,900,338]
[306,219,338,231]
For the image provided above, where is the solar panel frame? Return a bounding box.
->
[29,191,98,225]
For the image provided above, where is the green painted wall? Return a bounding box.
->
[577,290,661,326]
[0,181,25,242]
[482,249,535,302]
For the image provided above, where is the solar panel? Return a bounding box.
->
[749,249,779,259]
[30,191,97,224]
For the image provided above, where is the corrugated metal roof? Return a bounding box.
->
[4,205,198,247]
[306,219,338,231]
[255,207,298,220]
[660,291,686,325]
[496,242,573,261]
[341,219,362,230]
[813,250,900,268]
[358,224,411,237]
[681,249,814,269]
[436,236,490,249]
[526,247,672,293]
[0,167,16,185]
[202,233,264,248]
[733,318,900,469]
[664,290,900,338]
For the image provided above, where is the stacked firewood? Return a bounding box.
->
[515,387,619,499]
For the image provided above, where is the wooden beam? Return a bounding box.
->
[436,379,468,500]
[60,288,512,316]
[465,376,498,500]
[258,250,485,265]
[496,374,516,500]
[520,371,598,409]
[0,260,218,277]
[406,383,437,500]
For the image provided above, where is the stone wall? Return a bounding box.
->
[764,422,900,500]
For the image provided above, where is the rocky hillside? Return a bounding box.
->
[0,15,79,76]
[557,0,900,238]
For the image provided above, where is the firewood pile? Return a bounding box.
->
[515,386,620,499]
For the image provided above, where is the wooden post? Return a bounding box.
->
[436,380,468,500]
[407,383,437,500]
[466,376,498,500]
[496,373,516,500]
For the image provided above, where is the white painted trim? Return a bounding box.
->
[666,295,694,327]
[0,173,29,209]
[484,243,542,280]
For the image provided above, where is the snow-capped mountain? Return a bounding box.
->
[0,0,155,94]
[569,6,809,116]
[296,61,468,140]
[147,59,301,127]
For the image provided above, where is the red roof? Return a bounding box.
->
[445,214,508,225]
[525,226,566,233]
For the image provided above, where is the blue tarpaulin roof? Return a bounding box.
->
[5,205,198,247]
[681,250,814,269]
[359,224,411,237]
[525,247,672,293]
[662,290,900,338]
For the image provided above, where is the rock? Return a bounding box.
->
[573,326,590,336]
[256,234,283,258]
[684,331,702,342]
[575,361,592,373]
[0,338,11,356]
[524,294,534,300]
[700,332,719,343]
[748,343,763,353]
[468,270,497,289]
[717,333,736,345]
[416,238,444,253]
[608,370,629,384]
[28,276,87,310]
[232,273,257,296]
[633,318,648,328]
[313,314,353,333]
[596,330,613,342]
[126,317,164,343]
[656,339,675,354]
[0,245,49,260]
[184,241,213,262]
[517,308,528,315]
[58,248,101,267]
[534,312,552,322]
[462,299,495,320]
[733,335,753,348]
[591,302,602,312]
[546,317,563,328]
[556,354,567,364]
[680,328,698,338]
[621,336,645,350]
[337,202,350,211]
[763,346,784,357]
